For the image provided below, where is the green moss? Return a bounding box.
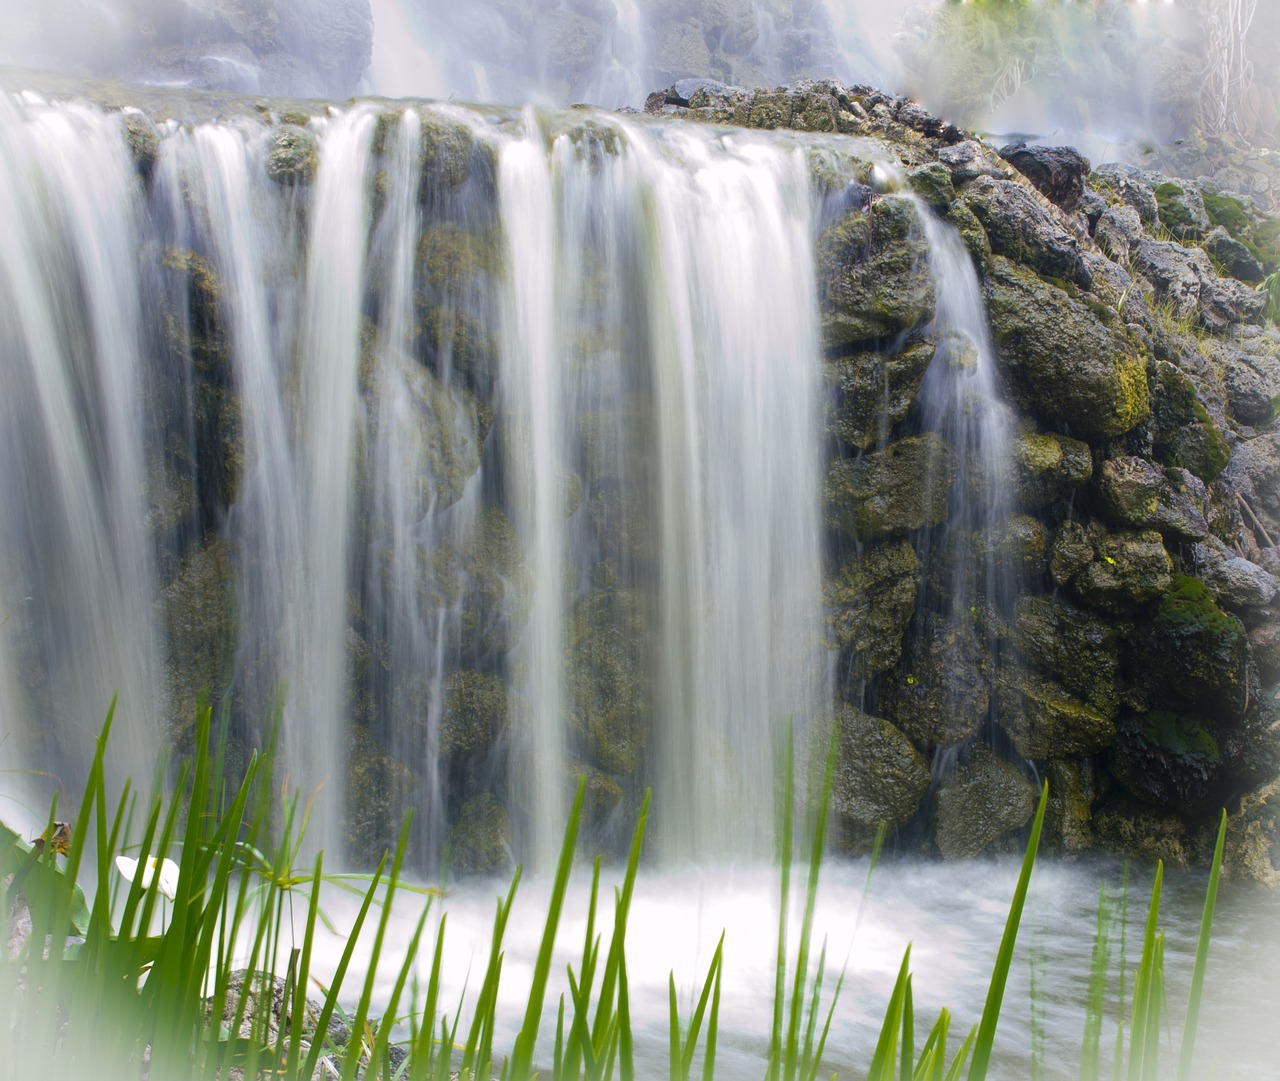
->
[1141,709,1220,763]
[266,125,318,186]
[1155,574,1237,639]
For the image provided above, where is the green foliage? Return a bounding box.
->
[1261,270,1280,324]
[2,706,1232,1081]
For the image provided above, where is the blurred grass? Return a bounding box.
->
[1,703,1229,1080]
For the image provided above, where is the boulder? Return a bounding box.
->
[825,539,921,679]
[884,610,990,746]
[1043,759,1095,854]
[1011,594,1121,717]
[936,139,1008,185]
[986,258,1150,441]
[1108,710,1223,813]
[1050,522,1173,615]
[446,793,513,875]
[816,196,935,348]
[826,341,935,450]
[963,175,1091,289]
[996,667,1117,760]
[1152,179,1210,240]
[1091,164,1159,225]
[1204,226,1266,283]
[1095,457,1209,540]
[933,749,1038,860]
[997,143,1091,212]
[823,434,955,540]
[1190,538,1278,610]
[831,704,931,831]
[265,124,319,185]
[1093,797,1190,866]
[1093,204,1144,262]
[1009,427,1092,507]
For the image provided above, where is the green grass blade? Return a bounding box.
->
[1080,882,1114,1081]
[903,974,915,1081]
[701,943,722,1081]
[1176,810,1226,1081]
[1127,862,1164,1081]
[769,733,796,1081]
[680,933,724,1078]
[669,972,682,1081]
[867,946,911,1081]
[618,950,635,1081]
[509,775,587,1080]
[945,1025,977,1081]
[965,780,1048,1081]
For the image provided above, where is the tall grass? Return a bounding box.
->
[1,704,1232,1080]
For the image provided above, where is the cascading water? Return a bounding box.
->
[0,89,832,868]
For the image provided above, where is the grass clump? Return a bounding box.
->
[2,702,1232,1080]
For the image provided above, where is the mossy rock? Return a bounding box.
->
[1108,709,1222,813]
[162,536,238,743]
[1153,180,1209,240]
[1011,595,1120,717]
[830,704,931,833]
[1043,759,1095,854]
[944,200,991,267]
[418,111,483,192]
[568,587,653,776]
[933,749,1038,860]
[816,196,935,349]
[986,257,1150,441]
[823,434,955,540]
[1095,458,1208,541]
[1148,361,1230,482]
[1051,523,1172,615]
[415,224,500,395]
[996,667,1117,759]
[1092,796,1189,867]
[1211,776,1280,885]
[824,539,921,680]
[907,162,955,210]
[345,726,417,865]
[884,609,990,746]
[1134,575,1251,718]
[446,793,513,875]
[826,341,935,451]
[121,112,160,178]
[963,175,1091,288]
[1009,427,1092,507]
[440,669,508,759]
[265,124,319,185]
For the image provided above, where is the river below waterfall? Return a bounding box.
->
[300,858,1280,1081]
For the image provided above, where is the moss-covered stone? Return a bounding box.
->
[1009,427,1092,507]
[1095,458,1208,540]
[1092,797,1189,867]
[1012,595,1120,717]
[986,257,1150,441]
[265,124,318,185]
[907,162,955,210]
[1052,524,1172,614]
[816,196,935,348]
[1108,710,1222,812]
[1211,776,1280,885]
[823,434,955,540]
[826,341,935,451]
[963,175,1091,288]
[1136,575,1251,718]
[345,726,416,864]
[122,112,160,178]
[830,704,930,832]
[1043,759,1095,854]
[944,200,991,267]
[884,609,989,746]
[1148,361,1230,483]
[415,224,500,396]
[568,587,652,776]
[996,667,1117,759]
[933,749,1038,860]
[446,793,512,875]
[1153,181,1208,240]
[440,668,507,759]
[825,539,920,679]
[419,112,478,191]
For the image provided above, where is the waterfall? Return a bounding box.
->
[0,90,831,868]
[911,205,1018,752]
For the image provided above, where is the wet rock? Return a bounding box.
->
[963,175,1091,289]
[1043,759,1095,854]
[823,434,955,540]
[1133,574,1251,720]
[568,588,653,776]
[997,667,1117,760]
[906,162,955,210]
[419,112,478,191]
[1009,427,1092,507]
[831,704,931,832]
[1206,337,1280,426]
[446,793,513,875]
[1012,595,1120,718]
[1214,776,1280,885]
[1096,457,1208,541]
[933,749,1037,860]
[345,726,416,862]
[1147,361,1232,482]
[655,19,712,82]
[825,539,921,679]
[1093,797,1189,866]
[986,258,1150,441]
[1190,538,1278,610]
[121,112,160,179]
[826,340,935,450]
[997,143,1091,212]
[266,124,318,185]
[936,139,1007,185]
[885,610,990,746]
[1108,710,1223,813]
[816,195,935,348]
[1050,522,1172,615]
[440,669,508,761]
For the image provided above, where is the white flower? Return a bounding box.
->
[115,854,180,901]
